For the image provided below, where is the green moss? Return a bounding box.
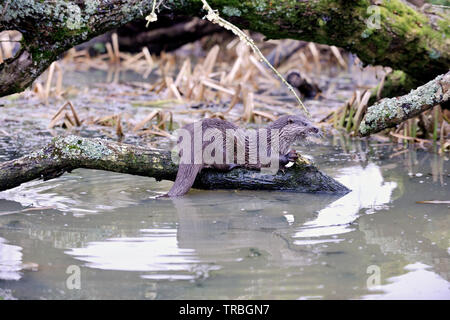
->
[29,47,55,64]
[222,6,242,17]
[50,25,91,42]
[436,16,450,35]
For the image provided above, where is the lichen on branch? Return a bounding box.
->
[359,71,449,136]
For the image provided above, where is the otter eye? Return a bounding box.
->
[288,118,293,124]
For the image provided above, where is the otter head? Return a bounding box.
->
[269,114,320,138]
[267,115,321,154]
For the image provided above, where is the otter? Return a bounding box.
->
[167,115,320,197]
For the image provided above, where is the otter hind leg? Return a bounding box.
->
[167,164,203,197]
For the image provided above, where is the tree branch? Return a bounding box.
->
[0,0,448,97]
[359,71,449,136]
[0,135,350,194]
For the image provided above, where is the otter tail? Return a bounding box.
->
[167,164,203,197]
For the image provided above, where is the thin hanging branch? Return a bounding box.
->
[145,0,158,26]
[199,0,310,117]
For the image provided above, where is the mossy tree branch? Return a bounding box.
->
[0,135,350,194]
[0,0,448,97]
[359,70,449,136]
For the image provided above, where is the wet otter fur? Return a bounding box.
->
[167,115,320,197]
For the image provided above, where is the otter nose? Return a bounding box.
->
[312,127,319,134]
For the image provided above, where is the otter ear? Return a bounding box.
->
[287,118,294,124]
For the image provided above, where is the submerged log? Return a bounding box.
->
[0,136,350,194]
[359,71,449,136]
[0,0,448,97]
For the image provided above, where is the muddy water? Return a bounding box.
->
[0,138,448,299]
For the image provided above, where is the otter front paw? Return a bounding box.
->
[280,149,299,166]
[286,149,299,163]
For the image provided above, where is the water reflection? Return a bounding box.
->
[294,163,397,243]
[0,169,171,214]
[364,263,450,299]
[0,236,22,281]
[65,228,219,281]
[64,192,334,280]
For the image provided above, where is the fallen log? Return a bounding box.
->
[0,135,350,194]
[359,71,449,136]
